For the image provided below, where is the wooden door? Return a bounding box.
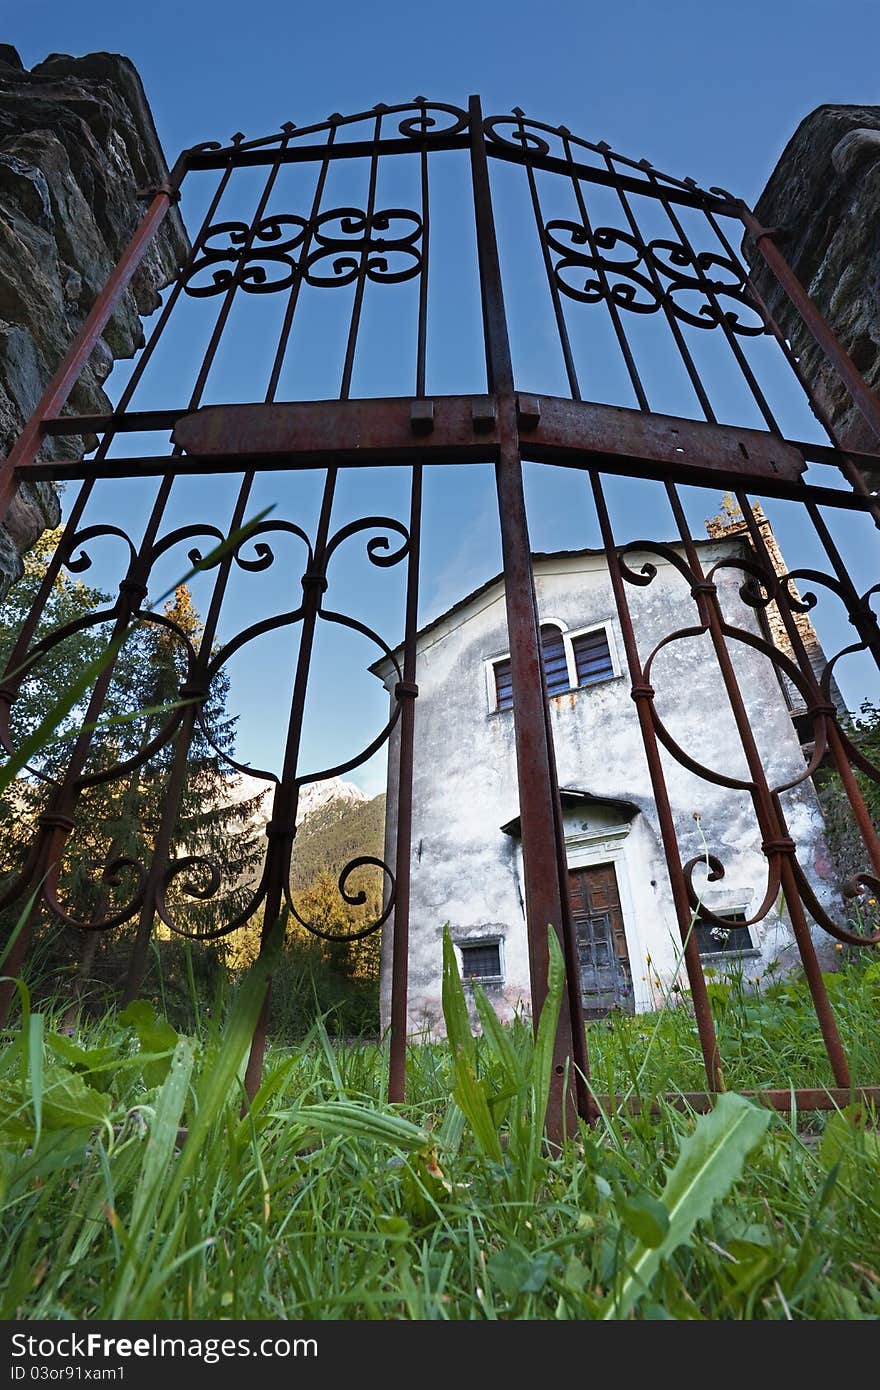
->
[568,863,634,1017]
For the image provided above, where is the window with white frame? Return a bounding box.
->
[458,938,503,982]
[490,621,617,712]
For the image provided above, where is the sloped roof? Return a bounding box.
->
[369,538,733,676]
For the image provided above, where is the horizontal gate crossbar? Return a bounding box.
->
[38,405,880,473]
[185,132,471,170]
[18,456,870,512]
[20,394,879,511]
[180,130,736,215]
[487,140,738,213]
[170,394,807,483]
[596,1087,880,1116]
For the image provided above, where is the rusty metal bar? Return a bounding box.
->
[470,95,587,1138]
[388,124,431,1104]
[244,112,388,1099]
[596,1087,880,1116]
[0,159,186,520]
[589,473,725,1093]
[388,467,421,1103]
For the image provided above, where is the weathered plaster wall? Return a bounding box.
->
[0,46,188,592]
[747,104,880,455]
[378,542,840,1036]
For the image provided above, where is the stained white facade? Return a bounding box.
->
[374,538,840,1036]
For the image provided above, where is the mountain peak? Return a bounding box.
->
[224,773,368,828]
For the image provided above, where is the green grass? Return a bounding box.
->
[0,937,878,1320]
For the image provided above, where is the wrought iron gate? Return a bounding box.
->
[1,97,879,1139]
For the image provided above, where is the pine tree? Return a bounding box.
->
[0,537,267,1009]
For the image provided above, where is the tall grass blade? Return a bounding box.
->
[532,927,565,1149]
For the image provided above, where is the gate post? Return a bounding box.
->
[468,97,591,1139]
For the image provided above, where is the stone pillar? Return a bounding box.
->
[0,47,189,592]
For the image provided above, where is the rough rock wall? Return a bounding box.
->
[747,105,880,454]
[0,46,189,591]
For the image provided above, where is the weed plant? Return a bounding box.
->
[0,927,877,1320]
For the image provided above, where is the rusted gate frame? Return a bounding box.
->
[0,98,878,1136]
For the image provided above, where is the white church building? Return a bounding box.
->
[374,505,842,1035]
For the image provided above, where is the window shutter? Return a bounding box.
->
[572,628,614,686]
[494,658,514,710]
[540,625,569,696]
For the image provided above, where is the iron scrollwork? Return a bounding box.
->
[185,208,423,297]
[619,540,880,944]
[544,222,765,334]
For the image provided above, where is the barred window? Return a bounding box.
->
[695,912,754,955]
[460,940,503,980]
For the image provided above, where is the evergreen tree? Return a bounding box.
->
[0,535,267,1008]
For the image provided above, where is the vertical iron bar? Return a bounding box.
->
[130,132,340,1001]
[388,129,430,1102]
[470,96,588,1137]
[661,487,852,1089]
[121,135,297,1001]
[244,114,384,1099]
[598,161,852,1086]
[560,135,651,411]
[590,472,724,1091]
[526,120,722,1092]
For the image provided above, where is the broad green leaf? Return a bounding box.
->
[605,1093,771,1319]
[488,1246,558,1298]
[119,1000,179,1087]
[618,1190,670,1248]
[45,1034,118,1092]
[40,1065,112,1135]
[0,1063,111,1146]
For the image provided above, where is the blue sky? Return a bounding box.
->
[7,1,880,205]
[4,1,879,794]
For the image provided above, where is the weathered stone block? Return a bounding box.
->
[0,48,189,593]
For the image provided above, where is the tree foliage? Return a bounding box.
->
[0,533,266,998]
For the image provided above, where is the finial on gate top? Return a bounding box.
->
[281,121,297,134]
[413,95,427,103]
